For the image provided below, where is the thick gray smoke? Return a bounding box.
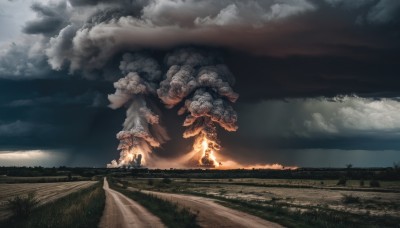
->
[107,53,168,168]
[3,0,399,80]
[157,48,238,167]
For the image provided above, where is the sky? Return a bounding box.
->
[0,0,400,168]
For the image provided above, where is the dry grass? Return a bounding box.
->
[0,181,97,220]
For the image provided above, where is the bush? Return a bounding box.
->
[359,180,364,187]
[7,192,39,218]
[337,177,347,186]
[147,179,154,185]
[342,194,360,204]
[369,180,380,187]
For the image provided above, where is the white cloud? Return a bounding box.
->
[195,4,241,26]
[240,96,400,138]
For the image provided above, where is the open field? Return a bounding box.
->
[119,177,400,227]
[0,175,91,183]
[0,167,398,227]
[0,181,97,220]
[0,181,105,228]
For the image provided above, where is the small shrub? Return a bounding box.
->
[228,179,233,182]
[337,177,347,186]
[342,194,360,204]
[162,178,172,184]
[359,180,364,187]
[7,192,39,218]
[320,181,324,185]
[186,178,191,182]
[369,180,380,187]
[147,179,154,186]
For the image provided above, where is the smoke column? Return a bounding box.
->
[158,48,239,168]
[107,53,168,168]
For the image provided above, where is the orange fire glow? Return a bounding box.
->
[117,147,146,167]
[178,133,297,170]
[197,135,220,168]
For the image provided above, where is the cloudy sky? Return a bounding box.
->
[0,0,399,168]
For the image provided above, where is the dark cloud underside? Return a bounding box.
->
[0,0,399,167]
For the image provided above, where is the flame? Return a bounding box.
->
[108,147,146,168]
[191,134,221,168]
[199,136,219,167]
[108,129,297,170]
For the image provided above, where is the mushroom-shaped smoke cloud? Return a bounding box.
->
[158,48,238,167]
[107,53,168,168]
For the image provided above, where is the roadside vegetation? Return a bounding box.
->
[6,192,39,218]
[172,188,400,228]
[0,181,105,228]
[211,194,400,228]
[116,177,400,228]
[108,177,199,228]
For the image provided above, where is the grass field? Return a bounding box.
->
[0,175,91,183]
[0,181,105,228]
[119,177,400,227]
[0,181,97,220]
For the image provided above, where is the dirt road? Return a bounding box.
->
[134,189,283,228]
[99,178,165,228]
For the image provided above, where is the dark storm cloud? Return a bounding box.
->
[68,0,112,6]
[0,77,122,165]
[237,97,400,138]
[39,0,398,74]
[323,0,400,23]
[68,0,143,7]
[5,91,107,108]
[23,1,69,35]
[30,0,398,101]
[0,42,51,79]
[1,0,400,167]
[0,120,48,137]
[225,49,400,101]
[3,0,400,90]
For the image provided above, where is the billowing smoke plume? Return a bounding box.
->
[158,48,238,167]
[107,53,168,168]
